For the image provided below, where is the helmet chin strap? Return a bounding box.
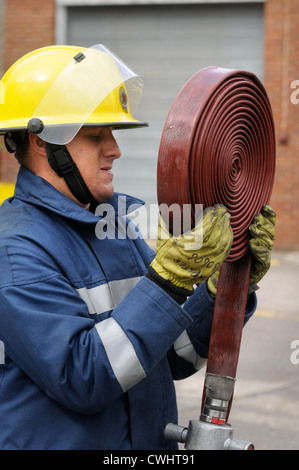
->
[46,143,98,212]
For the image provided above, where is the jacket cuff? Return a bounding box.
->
[146,265,192,305]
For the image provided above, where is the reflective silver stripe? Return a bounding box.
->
[109,277,143,306]
[76,276,142,315]
[0,340,4,365]
[76,284,113,314]
[95,317,146,392]
[174,330,207,371]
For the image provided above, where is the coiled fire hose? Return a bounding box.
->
[158,67,276,449]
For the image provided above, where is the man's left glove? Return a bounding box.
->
[207,205,276,296]
[248,204,276,287]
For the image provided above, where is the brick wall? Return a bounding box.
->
[0,0,55,181]
[0,0,5,76]
[264,0,299,250]
[0,0,298,251]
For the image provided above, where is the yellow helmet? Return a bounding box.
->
[0,44,147,144]
[0,182,15,204]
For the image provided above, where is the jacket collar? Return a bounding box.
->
[13,166,145,224]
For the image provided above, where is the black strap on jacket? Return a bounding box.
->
[46,143,98,212]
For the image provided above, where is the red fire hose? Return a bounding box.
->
[158,67,276,429]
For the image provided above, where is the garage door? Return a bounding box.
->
[66,3,264,213]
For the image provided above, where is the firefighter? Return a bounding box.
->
[0,45,275,450]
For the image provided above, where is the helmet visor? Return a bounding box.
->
[31,44,144,145]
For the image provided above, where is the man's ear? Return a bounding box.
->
[28,133,47,157]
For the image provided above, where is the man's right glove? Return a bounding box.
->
[207,205,276,297]
[149,204,233,296]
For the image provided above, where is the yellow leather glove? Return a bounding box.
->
[207,205,276,296]
[248,205,276,285]
[150,205,233,293]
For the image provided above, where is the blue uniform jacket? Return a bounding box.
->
[0,166,256,450]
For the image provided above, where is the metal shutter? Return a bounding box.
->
[67,3,264,214]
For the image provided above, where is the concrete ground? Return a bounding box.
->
[174,251,299,450]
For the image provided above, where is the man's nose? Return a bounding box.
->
[105,130,121,160]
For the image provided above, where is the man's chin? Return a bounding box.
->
[94,189,114,205]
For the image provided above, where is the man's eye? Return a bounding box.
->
[89,133,103,141]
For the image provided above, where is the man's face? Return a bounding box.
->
[66,126,121,204]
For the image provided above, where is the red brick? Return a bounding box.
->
[264,0,299,250]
